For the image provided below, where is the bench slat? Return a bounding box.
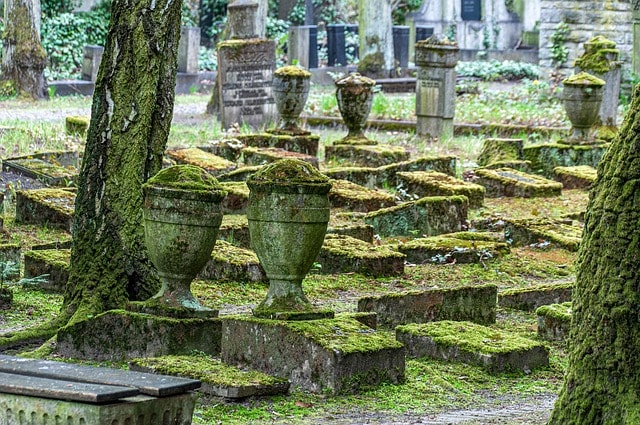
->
[0,355,200,397]
[0,371,138,403]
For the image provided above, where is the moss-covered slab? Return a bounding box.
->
[242,147,319,169]
[536,302,572,341]
[23,249,70,293]
[219,181,249,214]
[236,133,320,157]
[166,147,237,176]
[217,165,263,182]
[325,144,410,168]
[15,188,75,231]
[315,234,405,277]
[522,142,608,178]
[326,221,374,243]
[398,235,509,265]
[364,195,468,238]
[477,138,523,167]
[504,217,582,251]
[324,155,457,189]
[56,310,222,361]
[396,171,485,209]
[129,355,289,398]
[218,214,250,249]
[475,168,563,198]
[3,158,77,187]
[396,320,549,373]
[329,179,396,212]
[499,282,573,312]
[358,284,497,328]
[220,316,405,394]
[199,138,245,162]
[482,160,532,172]
[0,244,21,280]
[198,240,266,283]
[7,151,79,168]
[64,115,90,137]
[553,165,597,189]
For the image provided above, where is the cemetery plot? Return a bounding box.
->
[553,165,597,189]
[396,170,486,208]
[3,158,77,187]
[242,146,319,168]
[536,302,572,342]
[15,188,75,231]
[398,234,509,265]
[475,168,563,198]
[499,282,574,312]
[504,217,582,251]
[328,179,396,212]
[23,249,71,293]
[166,147,237,176]
[199,240,266,283]
[324,144,411,167]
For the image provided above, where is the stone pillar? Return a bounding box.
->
[393,26,409,68]
[327,24,347,66]
[178,27,200,74]
[227,0,259,39]
[415,39,459,140]
[357,0,394,78]
[81,45,103,82]
[288,25,318,69]
[634,2,640,76]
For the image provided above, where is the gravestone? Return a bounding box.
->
[178,26,200,74]
[81,45,103,82]
[393,26,409,68]
[288,25,318,69]
[358,0,394,77]
[461,0,482,21]
[327,24,347,66]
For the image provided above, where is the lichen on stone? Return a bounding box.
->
[247,158,331,194]
[575,35,619,74]
[562,71,605,86]
[144,164,225,194]
[274,65,311,78]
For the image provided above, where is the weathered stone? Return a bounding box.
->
[198,240,266,283]
[477,138,524,167]
[504,217,582,251]
[217,165,263,182]
[522,142,609,178]
[221,316,405,394]
[15,189,75,231]
[220,181,249,214]
[482,160,532,172]
[358,0,394,77]
[315,234,405,277]
[327,221,375,243]
[553,165,597,189]
[325,144,410,168]
[178,26,200,74]
[499,282,574,312]
[57,310,222,360]
[237,133,320,156]
[358,284,497,328]
[81,45,104,82]
[536,302,572,341]
[199,138,245,162]
[3,158,77,187]
[218,214,250,248]
[364,195,468,238]
[242,146,319,168]
[396,320,549,373]
[396,171,485,209]
[166,148,237,176]
[398,235,509,265]
[475,168,563,198]
[329,179,396,212]
[23,249,70,292]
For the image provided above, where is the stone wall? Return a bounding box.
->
[539,0,632,77]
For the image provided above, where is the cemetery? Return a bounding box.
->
[1,0,640,424]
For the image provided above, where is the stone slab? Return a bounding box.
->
[217,165,263,182]
[536,302,572,341]
[315,234,405,277]
[15,188,75,231]
[477,138,523,167]
[56,310,222,361]
[326,222,375,243]
[3,158,77,187]
[199,138,245,162]
[396,320,549,373]
[504,218,582,251]
[221,316,405,394]
[499,282,573,312]
[220,181,249,214]
[553,165,597,189]
[329,179,396,212]
[166,147,237,176]
[399,236,509,265]
[237,133,320,157]
[198,240,266,282]
[475,167,563,198]
[23,249,70,292]
[325,144,411,167]
[242,146,319,168]
[396,171,485,209]
[218,214,250,248]
[358,284,497,328]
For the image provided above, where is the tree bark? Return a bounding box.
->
[62,0,182,323]
[1,0,48,99]
[548,85,640,423]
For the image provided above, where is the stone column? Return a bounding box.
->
[415,39,459,140]
[81,45,103,82]
[178,26,200,74]
[288,25,318,69]
[357,0,394,78]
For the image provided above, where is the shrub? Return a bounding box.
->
[456,60,540,82]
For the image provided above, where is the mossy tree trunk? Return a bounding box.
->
[1,0,48,99]
[62,0,182,323]
[548,85,640,423]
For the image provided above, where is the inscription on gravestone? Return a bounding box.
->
[461,0,481,21]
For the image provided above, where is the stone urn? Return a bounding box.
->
[562,72,605,143]
[335,73,376,144]
[246,159,333,320]
[271,65,312,135]
[142,165,227,315]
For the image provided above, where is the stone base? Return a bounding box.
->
[199,240,266,283]
[327,220,375,243]
[57,310,222,360]
[504,218,582,251]
[358,284,497,328]
[398,235,509,265]
[483,160,532,172]
[536,302,572,341]
[499,282,573,312]
[329,179,396,212]
[316,234,405,277]
[396,320,549,373]
[396,171,485,209]
[522,142,608,178]
[475,168,563,198]
[238,133,320,157]
[242,147,318,168]
[221,316,405,394]
[325,144,410,167]
[553,165,597,189]
[166,148,237,176]
[416,116,454,140]
[15,189,76,231]
[219,182,249,214]
[23,249,71,292]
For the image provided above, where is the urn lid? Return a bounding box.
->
[335,72,376,88]
[144,165,227,200]
[562,71,605,87]
[247,159,332,194]
[275,65,312,78]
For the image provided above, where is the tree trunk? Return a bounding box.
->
[62,0,182,323]
[548,85,640,423]
[1,0,48,99]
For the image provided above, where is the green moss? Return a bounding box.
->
[418,35,458,47]
[11,158,76,179]
[536,302,572,321]
[20,188,76,216]
[247,158,331,194]
[477,138,523,167]
[500,282,574,297]
[23,249,71,270]
[168,148,236,172]
[329,179,395,203]
[274,66,311,78]
[574,36,618,73]
[440,231,503,242]
[322,234,404,260]
[562,71,605,86]
[221,214,248,229]
[211,240,258,265]
[220,181,249,197]
[357,53,386,75]
[145,164,224,193]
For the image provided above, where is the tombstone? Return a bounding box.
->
[461,0,482,21]
[415,36,459,140]
[327,24,347,66]
[81,45,103,82]
[635,4,640,75]
[217,0,277,129]
[288,26,318,69]
[393,26,409,68]
[357,0,394,78]
[411,25,433,64]
[178,27,200,74]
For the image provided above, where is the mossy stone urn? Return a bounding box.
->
[335,73,376,143]
[142,165,227,315]
[271,65,312,135]
[247,159,333,320]
[562,71,606,143]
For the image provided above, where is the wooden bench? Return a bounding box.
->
[0,354,201,424]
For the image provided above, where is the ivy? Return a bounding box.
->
[550,22,570,67]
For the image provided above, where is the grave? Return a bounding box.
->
[396,171,485,209]
[221,316,405,394]
[475,168,563,198]
[199,138,245,162]
[396,321,549,373]
[522,142,609,178]
[326,220,375,243]
[219,181,249,214]
[198,240,266,283]
[236,132,320,157]
[364,195,468,238]
[536,302,572,341]
[166,148,237,176]
[65,115,90,137]
[242,146,319,168]
[553,165,597,189]
[15,188,75,231]
[218,214,251,248]
[130,355,289,399]
[325,144,411,168]
[218,165,263,182]
[23,249,71,293]
[358,284,498,328]
[3,158,77,187]
[328,179,396,212]
[315,234,405,277]
[499,282,573,312]
[477,138,524,168]
[504,218,582,251]
[398,235,509,265]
